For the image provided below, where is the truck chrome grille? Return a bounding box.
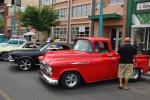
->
[40,62,51,76]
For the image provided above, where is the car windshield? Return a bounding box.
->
[73,39,92,52]
[39,43,50,51]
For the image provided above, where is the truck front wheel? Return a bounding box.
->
[132,68,141,81]
[60,72,81,89]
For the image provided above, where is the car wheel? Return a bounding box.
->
[18,58,33,71]
[60,72,81,89]
[1,52,9,60]
[132,68,141,81]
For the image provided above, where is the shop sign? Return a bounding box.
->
[137,2,150,10]
[79,26,85,32]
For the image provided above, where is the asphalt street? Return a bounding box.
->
[0,60,150,100]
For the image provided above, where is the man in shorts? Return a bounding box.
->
[118,37,137,90]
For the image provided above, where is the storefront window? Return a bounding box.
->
[53,27,67,42]
[133,28,150,51]
[71,26,89,42]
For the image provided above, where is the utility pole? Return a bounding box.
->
[99,0,103,37]
[12,0,17,35]
[90,0,96,37]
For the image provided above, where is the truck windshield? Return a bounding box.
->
[73,40,92,52]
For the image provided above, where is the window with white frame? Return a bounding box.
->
[41,0,53,5]
[110,0,124,4]
[53,27,67,42]
[57,8,67,20]
[71,26,89,42]
[72,4,90,18]
[53,0,67,3]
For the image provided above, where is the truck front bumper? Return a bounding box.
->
[39,70,58,85]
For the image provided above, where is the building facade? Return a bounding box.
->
[4,0,40,37]
[129,0,150,51]
[41,0,127,51]
[0,0,5,33]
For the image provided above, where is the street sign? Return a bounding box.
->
[137,2,150,11]
[79,26,85,32]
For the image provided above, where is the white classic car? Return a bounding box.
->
[0,38,26,47]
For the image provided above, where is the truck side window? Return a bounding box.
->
[94,42,109,53]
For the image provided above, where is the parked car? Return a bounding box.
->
[0,38,26,48]
[39,37,150,88]
[0,34,9,43]
[0,42,42,60]
[9,43,70,71]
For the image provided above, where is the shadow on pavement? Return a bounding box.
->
[8,64,39,73]
[38,76,118,92]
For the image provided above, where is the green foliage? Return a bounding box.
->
[0,16,4,32]
[20,6,59,32]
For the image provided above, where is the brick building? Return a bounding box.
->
[3,0,40,37]
[41,0,128,51]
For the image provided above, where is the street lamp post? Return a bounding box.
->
[98,0,103,37]
[12,0,17,35]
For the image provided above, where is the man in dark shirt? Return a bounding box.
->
[118,37,137,90]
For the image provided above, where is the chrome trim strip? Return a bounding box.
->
[71,61,90,65]
[9,59,14,62]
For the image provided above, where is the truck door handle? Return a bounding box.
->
[107,54,112,57]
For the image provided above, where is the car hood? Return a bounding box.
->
[41,50,93,64]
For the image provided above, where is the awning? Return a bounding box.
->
[132,24,150,28]
[89,13,122,20]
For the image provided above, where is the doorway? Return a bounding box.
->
[131,26,150,53]
[110,28,122,51]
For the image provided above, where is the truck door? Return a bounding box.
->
[93,42,118,80]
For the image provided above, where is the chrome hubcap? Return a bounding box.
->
[20,59,31,70]
[133,69,139,79]
[2,53,8,60]
[65,74,78,87]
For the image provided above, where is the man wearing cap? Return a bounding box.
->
[117,37,137,90]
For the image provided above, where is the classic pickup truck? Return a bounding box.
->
[39,37,150,88]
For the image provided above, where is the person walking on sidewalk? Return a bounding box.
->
[118,37,137,90]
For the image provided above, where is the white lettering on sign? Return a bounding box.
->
[137,2,150,10]
[79,26,85,32]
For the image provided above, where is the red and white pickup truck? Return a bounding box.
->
[39,37,150,88]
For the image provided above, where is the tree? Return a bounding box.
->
[20,6,59,33]
[0,16,4,33]
[20,6,39,31]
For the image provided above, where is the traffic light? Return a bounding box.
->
[12,0,21,6]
